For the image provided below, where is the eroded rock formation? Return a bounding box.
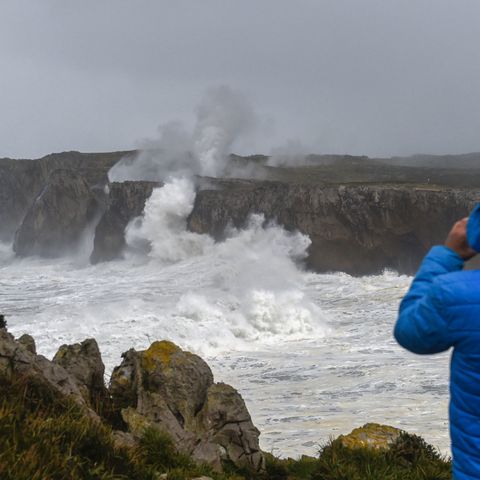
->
[53,338,108,408]
[0,325,264,474]
[0,150,130,242]
[188,179,479,275]
[13,169,100,257]
[3,150,480,274]
[110,341,265,472]
[90,181,160,263]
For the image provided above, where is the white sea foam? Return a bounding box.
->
[125,177,214,262]
[2,251,451,457]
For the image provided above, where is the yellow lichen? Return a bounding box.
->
[339,423,401,450]
[141,341,180,372]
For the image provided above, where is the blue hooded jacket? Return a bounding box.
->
[394,204,480,479]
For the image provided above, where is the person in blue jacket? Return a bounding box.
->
[394,206,480,479]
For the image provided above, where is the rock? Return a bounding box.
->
[53,338,108,408]
[109,341,264,473]
[0,159,43,242]
[0,150,128,242]
[90,181,160,263]
[0,328,87,408]
[188,179,479,275]
[17,334,36,354]
[13,169,100,257]
[195,382,264,472]
[339,423,402,450]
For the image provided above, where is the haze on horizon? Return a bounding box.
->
[1,0,480,160]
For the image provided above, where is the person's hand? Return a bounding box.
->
[445,217,477,260]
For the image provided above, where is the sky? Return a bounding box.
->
[1,0,480,159]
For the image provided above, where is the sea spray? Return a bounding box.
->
[115,85,327,349]
[125,177,213,262]
[108,86,257,182]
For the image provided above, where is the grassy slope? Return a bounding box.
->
[0,374,451,480]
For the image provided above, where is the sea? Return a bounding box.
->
[0,184,451,457]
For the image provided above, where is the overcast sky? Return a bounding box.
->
[1,0,480,159]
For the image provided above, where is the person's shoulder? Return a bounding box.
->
[432,270,480,305]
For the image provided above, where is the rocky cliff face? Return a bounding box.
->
[13,169,100,257]
[188,179,480,275]
[0,150,157,261]
[0,150,131,242]
[4,150,480,274]
[91,181,160,263]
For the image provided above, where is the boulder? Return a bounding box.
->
[90,181,160,263]
[195,383,264,471]
[17,333,36,354]
[109,341,264,472]
[338,423,402,450]
[0,328,87,408]
[13,169,99,257]
[53,338,108,408]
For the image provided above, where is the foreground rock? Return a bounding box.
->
[338,423,402,449]
[53,338,109,408]
[0,327,88,409]
[189,179,479,275]
[0,325,264,474]
[110,341,265,472]
[13,169,100,257]
[91,180,160,263]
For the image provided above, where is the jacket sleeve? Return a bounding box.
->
[394,246,464,354]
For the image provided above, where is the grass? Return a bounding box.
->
[0,371,452,480]
[265,434,451,480]
[0,375,241,480]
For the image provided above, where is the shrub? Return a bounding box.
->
[311,433,451,480]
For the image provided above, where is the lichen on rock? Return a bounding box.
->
[338,423,402,450]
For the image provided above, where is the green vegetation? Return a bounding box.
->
[265,434,451,480]
[0,376,234,480]
[0,374,451,480]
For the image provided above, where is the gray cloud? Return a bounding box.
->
[1,0,480,158]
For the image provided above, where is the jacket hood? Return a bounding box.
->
[467,203,480,252]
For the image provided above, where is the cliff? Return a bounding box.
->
[0,150,132,242]
[188,179,479,275]
[91,180,160,263]
[3,150,480,274]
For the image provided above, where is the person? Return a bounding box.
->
[394,206,480,480]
